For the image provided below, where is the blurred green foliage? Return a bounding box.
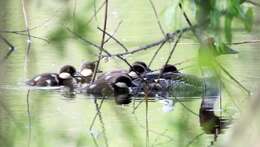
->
[48,1,93,57]
[0,0,258,147]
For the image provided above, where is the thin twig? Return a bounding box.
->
[21,0,32,78]
[231,40,260,45]
[133,114,175,143]
[144,86,149,147]
[87,1,106,25]
[165,33,183,65]
[185,132,204,147]
[173,58,194,66]
[151,129,169,147]
[26,89,32,147]
[90,133,99,147]
[72,0,77,29]
[104,20,123,44]
[102,26,193,58]
[66,27,111,56]
[221,78,242,112]
[179,2,203,44]
[89,1,109,146]
[0,34,16,62]
[148,0,166,36]
[173,97,199,117]
[93,0,98,22]
[97,27,128,52]
[246,0,260,7]
[0,16,53,33]
[0,31,49,43]
[89,98,105,130]
[156,32,183,79]
[148,40,166,67]
[216,61,250,95]
[91,0,109,83]
[93,98,108,147]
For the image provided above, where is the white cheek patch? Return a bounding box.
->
[46,80,51,85]
[81,69,93,77]
[105,75,112,80]
[59,72,71,79]
[89,84,96,89]
[115,82,128,88]
[128,71,138,78]
[34,76,42,81]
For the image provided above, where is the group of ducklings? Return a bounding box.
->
[26,61,203,105]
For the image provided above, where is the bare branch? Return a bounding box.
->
[0,34,16,62]
[216,61,250,95]
[148,40,166,67]
[104,20,123,44]
[173,97,199,117]
[246,0,260,7]
[87,1,106,25]
[102,26,193,58]
[91,0,109,83]
[231,40,260,45]
[185,133,204,147]
[164,33,183,66]
[26,89,32,147]
[21,0,32,78]
[179,2,203,44]
[66,27,111,56]
[97,26,128,52]
[148,0,166,36]
[89,99,105,130]
[0,31,49,43]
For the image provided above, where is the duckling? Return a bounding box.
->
[86,72,132,105]
[26,65,77,87]
[128,61,151,79]
[97,61,151,81]
[76,61,100,84]
[138,64,203,97]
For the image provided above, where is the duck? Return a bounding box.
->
[128,61,151,79]
[97,61,151,81]
[135,64,204,98]
[26,65,77,87]
[161,69,203,97]
[76,61,101,84]
[85,72,132,105]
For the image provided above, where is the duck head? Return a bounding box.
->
[112,75,132,105]
[79,61,98,77]
[128,61,151,79]
[58,65,77,86]
[161,64,179,74]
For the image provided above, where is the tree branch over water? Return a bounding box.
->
[0,34,16,62]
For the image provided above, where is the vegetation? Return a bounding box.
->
[0,0,260,147]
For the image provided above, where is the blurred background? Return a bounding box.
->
[0,0,260,146]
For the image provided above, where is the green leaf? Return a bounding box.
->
[217,43,238,55]
[224,16,233,43]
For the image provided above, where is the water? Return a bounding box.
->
[1,0,260,147]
